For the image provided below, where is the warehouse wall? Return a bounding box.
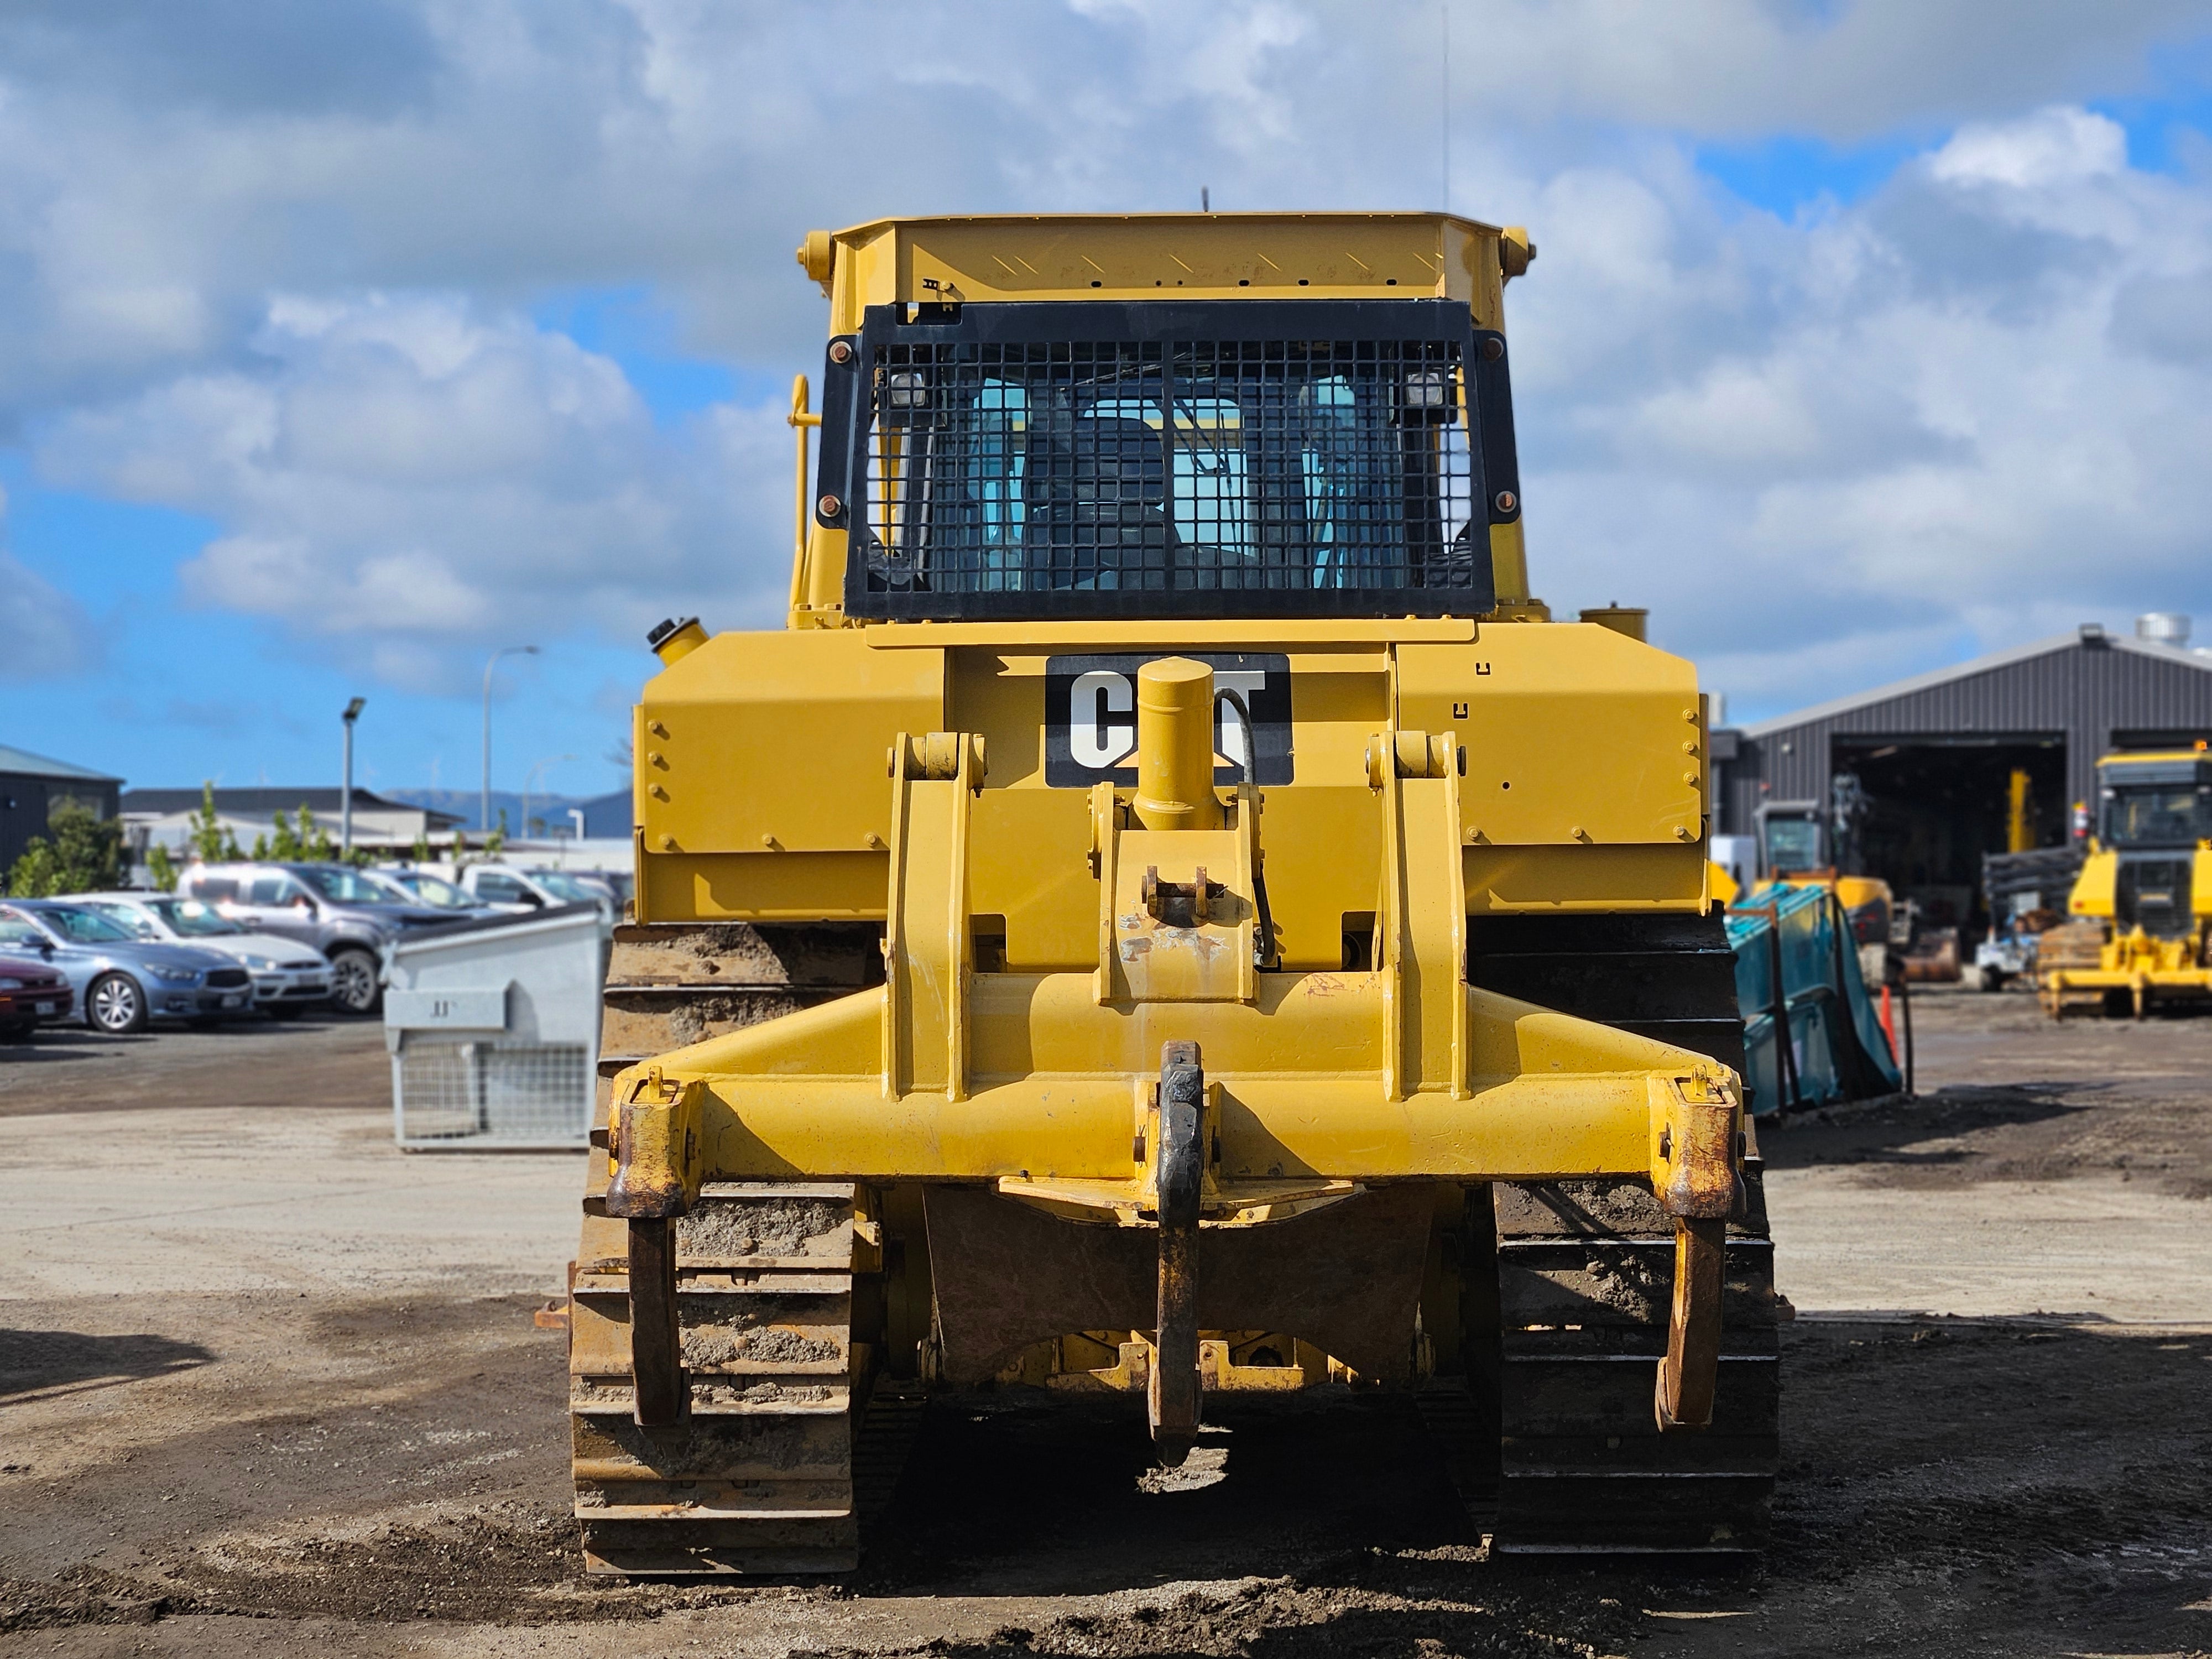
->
[0,771,124,871]
[1718,637,2212,836]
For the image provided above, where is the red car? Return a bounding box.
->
[0,952,74,1040]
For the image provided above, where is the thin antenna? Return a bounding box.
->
[1202,185,1210,213]
[1441,0,1450,211]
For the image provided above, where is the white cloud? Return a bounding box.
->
[1928,105,2128,190]
[1519,104,2212,709]
[1,4,2211,721]
[36,292,790,691]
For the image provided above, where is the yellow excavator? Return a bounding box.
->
[571,212,1773,1574]
[2040,749,2212,1015]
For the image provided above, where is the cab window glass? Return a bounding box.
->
[1763,817,1822,871]
[2104,785,2212,846]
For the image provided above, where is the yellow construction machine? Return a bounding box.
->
[572,212,1774,1574]
[2040,749,2212,1016]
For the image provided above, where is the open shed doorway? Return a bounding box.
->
[1832,735,2068,937]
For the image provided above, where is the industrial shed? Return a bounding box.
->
[1713,616,2212,933]
[0,743,124,870]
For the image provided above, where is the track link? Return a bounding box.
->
[570,921,891,1574]
[1472,912,1778,1554]
[570,1183,865,1573]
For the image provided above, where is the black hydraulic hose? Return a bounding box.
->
[1899,969,1916,1099]
[1215,687,1277,968]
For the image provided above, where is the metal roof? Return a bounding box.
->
[119,786,462,826]
[0,743,122,783]
[1743,628,2212,738]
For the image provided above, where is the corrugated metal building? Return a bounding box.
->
[0,744,124,870]
[1714,616,2212,928]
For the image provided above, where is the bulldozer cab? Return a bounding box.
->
[1754,800,1825,878]
[2097,754,2212,851]
[787,213,1542,628]
[2093,753,2212,940]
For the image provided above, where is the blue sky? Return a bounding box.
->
[5,0,2212,796]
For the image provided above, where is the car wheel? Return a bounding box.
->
[87,973,149,1035]
[327,950,380,1016]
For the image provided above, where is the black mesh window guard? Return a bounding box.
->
[819,300,1517,622]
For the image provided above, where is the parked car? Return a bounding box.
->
[0,901,253,1034]
[368,867,497,915]
[76,893,334,1019]
[0,946,74,1040]
[175,862,451,1016]
[455,863,619,922]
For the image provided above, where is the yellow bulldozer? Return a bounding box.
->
[2039,749,2212,1016]
[570,212,1774,1574]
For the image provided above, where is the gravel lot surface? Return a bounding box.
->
[2,993,2209,1658]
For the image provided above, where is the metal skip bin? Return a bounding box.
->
[1726,884,1902,1115]
[384,903,605,1149]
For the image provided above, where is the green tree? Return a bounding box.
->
[412,828,432,865]
[299,805,336,862]
[6,798,124,896]
[6,841,58,897]
[186,782,239,863]
[147,844,178,893]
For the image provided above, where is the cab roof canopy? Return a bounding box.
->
[796,212,1536,332]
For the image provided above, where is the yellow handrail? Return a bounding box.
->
[787,374,823,618]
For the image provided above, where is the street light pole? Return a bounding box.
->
[341,697,367,857]
[481,645,540,842]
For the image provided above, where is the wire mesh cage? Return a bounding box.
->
[393,1040,592,1149]
[823,299,1515,619]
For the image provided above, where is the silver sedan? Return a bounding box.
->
[77,894,334,1019]
[0,902,255,1034]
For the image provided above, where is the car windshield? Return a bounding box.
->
[295,865,400,903]
[2104,785,2212,847]
[534,872,601,902]
[33,905,138,943]
[85,902,165,941]
[389,872,474,907]
[150,899,244,937]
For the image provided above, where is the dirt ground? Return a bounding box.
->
[3,993,2211,1658]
